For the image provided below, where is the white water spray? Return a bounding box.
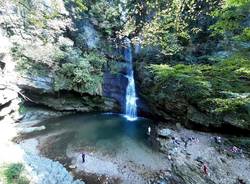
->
[124,38,137,121]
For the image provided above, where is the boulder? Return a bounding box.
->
[157,128,173,138]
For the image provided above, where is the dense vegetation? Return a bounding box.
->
[134,0,250,129]
[54,48,106,95]
[7,0,250,129]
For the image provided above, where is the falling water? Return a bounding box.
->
[124,38,137,121]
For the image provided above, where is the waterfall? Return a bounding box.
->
[124,38,137,121]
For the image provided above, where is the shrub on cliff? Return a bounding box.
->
[148,51,250,123]
[54,49,107,95]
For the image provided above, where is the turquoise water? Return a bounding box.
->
[23,112,171,184]
[31,113,155,157]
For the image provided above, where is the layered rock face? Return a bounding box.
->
[0,0,120,114]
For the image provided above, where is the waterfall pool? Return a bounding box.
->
[22,113,169,183]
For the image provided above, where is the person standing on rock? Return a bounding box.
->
[147,126,151,135]
[202,163,209,176]
[81,152,85,163]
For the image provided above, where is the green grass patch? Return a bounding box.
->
[1,163,29,184]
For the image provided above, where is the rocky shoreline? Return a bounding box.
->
[12,110,250,184]
[0,108,84,184]
[154,124,250,184]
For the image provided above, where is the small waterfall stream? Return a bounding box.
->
[124,38,137,121]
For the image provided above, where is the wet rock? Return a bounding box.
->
[196,156,206,164]
[71,20,100,50]
[220,158,227,164]
[103,70,127,112]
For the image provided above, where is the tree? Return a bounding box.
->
[121,0,222,56]
[210,0,250,43]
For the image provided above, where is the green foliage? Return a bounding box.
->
[54,49,106,95]
[11,45,51,76]
[2,163,29,184]
[88,0,123,36]
[74,0,88,13]
[149,64,212,99]
[225,0,250,7]
[149,51,250,114]
[27,16,46,28]
[84,52,107,72]
[18,104,28,114]
[107,60,128,75]
[64,0,88,13]
[236,28,250,41]
[210,1,250,42]
[201,97,250,113]
[142,0,190,56]
[13,0,61,29]
[122,0,221,56]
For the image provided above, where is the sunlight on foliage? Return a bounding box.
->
[148,51,250,114]
[210,0,250,42]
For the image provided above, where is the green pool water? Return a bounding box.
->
[28,113,161,161]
